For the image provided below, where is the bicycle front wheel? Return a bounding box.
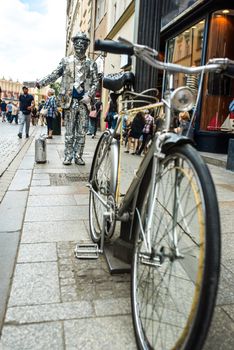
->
[89,132,119,243]
[132,143,221,350]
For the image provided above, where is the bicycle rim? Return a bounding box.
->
[132,144,220,350]
[89,134,118,243]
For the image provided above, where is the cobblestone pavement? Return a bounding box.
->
[0,122,35,176]
[0,127,234,349]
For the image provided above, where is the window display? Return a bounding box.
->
[201,10,234,132]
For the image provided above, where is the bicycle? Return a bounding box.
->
[75,37,234,349]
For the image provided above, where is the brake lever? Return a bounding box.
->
[118,36,158,57]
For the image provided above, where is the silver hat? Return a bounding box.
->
[71,32,90,43]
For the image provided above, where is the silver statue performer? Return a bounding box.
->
[37,32,99,165]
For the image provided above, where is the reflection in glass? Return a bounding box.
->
[162,0,200,28]
[201,10,234,132]
[166,20,205,94]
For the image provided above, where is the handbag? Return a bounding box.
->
[40,107,48,116]
[89,110,97,118]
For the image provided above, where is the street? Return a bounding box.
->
[0,123,233,349]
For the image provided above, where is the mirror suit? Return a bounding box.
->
[38,32,99,165]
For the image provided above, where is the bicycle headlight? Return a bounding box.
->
[171,87,195,112]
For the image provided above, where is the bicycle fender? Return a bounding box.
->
[161,133,194,153]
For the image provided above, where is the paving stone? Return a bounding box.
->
[59,270,75,279]
[18,156,35,170]
[0,191,28,232]
[59,258,74,266]
[17,243,57,263]
[60,278,76,286]
[204,307,234,350]
[21,221,89,243]
[59,263,74,272]
[216,186,234,202]
[217,264,234,305]
[94,297,131,316]
[74,194,89,205]
[77,284,97,301]
[32,173,50,180]
[64,316,136,350]
[31,179,51,186]
[5,300,94,324]
[34,168,85,174]
[29,185,83,195]
[25,205,88,222]
[27,194,77,206]
[221,214,234,234]
[222,304,234,322]
[8,262,60,306]
[0,232,20,330]
[8,169,32,191]
[0,322,63,350]
[222,259,234,275]
[222,233,234,261]
[0,131,25,177]
[61,285,78,302]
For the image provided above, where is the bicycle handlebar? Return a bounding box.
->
[94,39,134,56]
[94,38,234,76]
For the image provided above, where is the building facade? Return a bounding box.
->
[0,78,22,102]
[65,0,234,152]
[66,0,94,56]
[94,0,135,119]
[0,78,48,106]
[160,0,234,153]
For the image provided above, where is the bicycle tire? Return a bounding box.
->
[131,143,221,350]
[89,132,119,243]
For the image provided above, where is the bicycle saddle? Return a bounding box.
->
[103,71,135,91]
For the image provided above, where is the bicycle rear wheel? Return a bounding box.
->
[89,132,119,243]
[132,143,221,350]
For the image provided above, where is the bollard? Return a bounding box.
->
[35,135,47,163]
[226,139,234,171]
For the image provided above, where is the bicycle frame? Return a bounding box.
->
[90,38,234,256]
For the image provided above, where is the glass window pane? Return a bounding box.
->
[166,20,205,93]
[162,0,201,28]
[201,10,234,132]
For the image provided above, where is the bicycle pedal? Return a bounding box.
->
[74,243,99,259]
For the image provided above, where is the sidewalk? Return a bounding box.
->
[0,127,136,350]
[0,127,234,349]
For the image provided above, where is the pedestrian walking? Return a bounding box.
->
[136,110,154,155]
[38,100,46,126]
[6,102,13,123]
[0,100,7,122]
[125,111,146,154]
[11,103,19,124]
[105,92,120,130]
[37,32,98,165]
[18,86,34,139]
[31,105,38,126]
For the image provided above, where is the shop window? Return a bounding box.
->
[201,10,234,132]
[166,20,205,90]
